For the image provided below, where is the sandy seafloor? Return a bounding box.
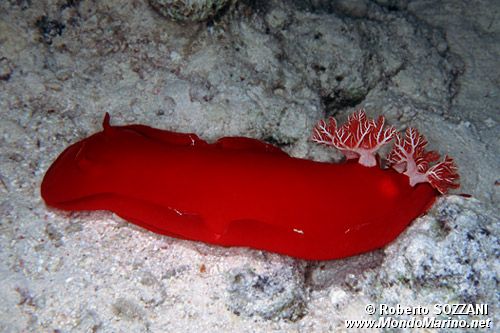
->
[0,0,498,332]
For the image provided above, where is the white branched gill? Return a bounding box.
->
[312,109,396,167]
[387,128,459,194]
[311,118,337,145]
[311,109,460,194]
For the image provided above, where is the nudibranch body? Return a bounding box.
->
[41,111,459,260]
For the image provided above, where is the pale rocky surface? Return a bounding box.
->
[148,0,235,22]
[0,0,498,332]
[364,196,499,329]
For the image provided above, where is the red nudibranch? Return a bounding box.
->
[41,110,459,260]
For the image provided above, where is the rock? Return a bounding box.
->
[45,223,63,247]
[148,0,234,22]
[306,250,385,290]
[112,297,145,320]
[333,0,369,18]
[34,15,65,45]
[226,257,306,321]
[363,196,499,320]
[0,58,13,81]
[0,0,498,331]
[75,310,102,332]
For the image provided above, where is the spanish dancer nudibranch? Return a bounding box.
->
[41,110,459,260]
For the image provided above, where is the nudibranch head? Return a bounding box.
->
[41,132,110,208]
